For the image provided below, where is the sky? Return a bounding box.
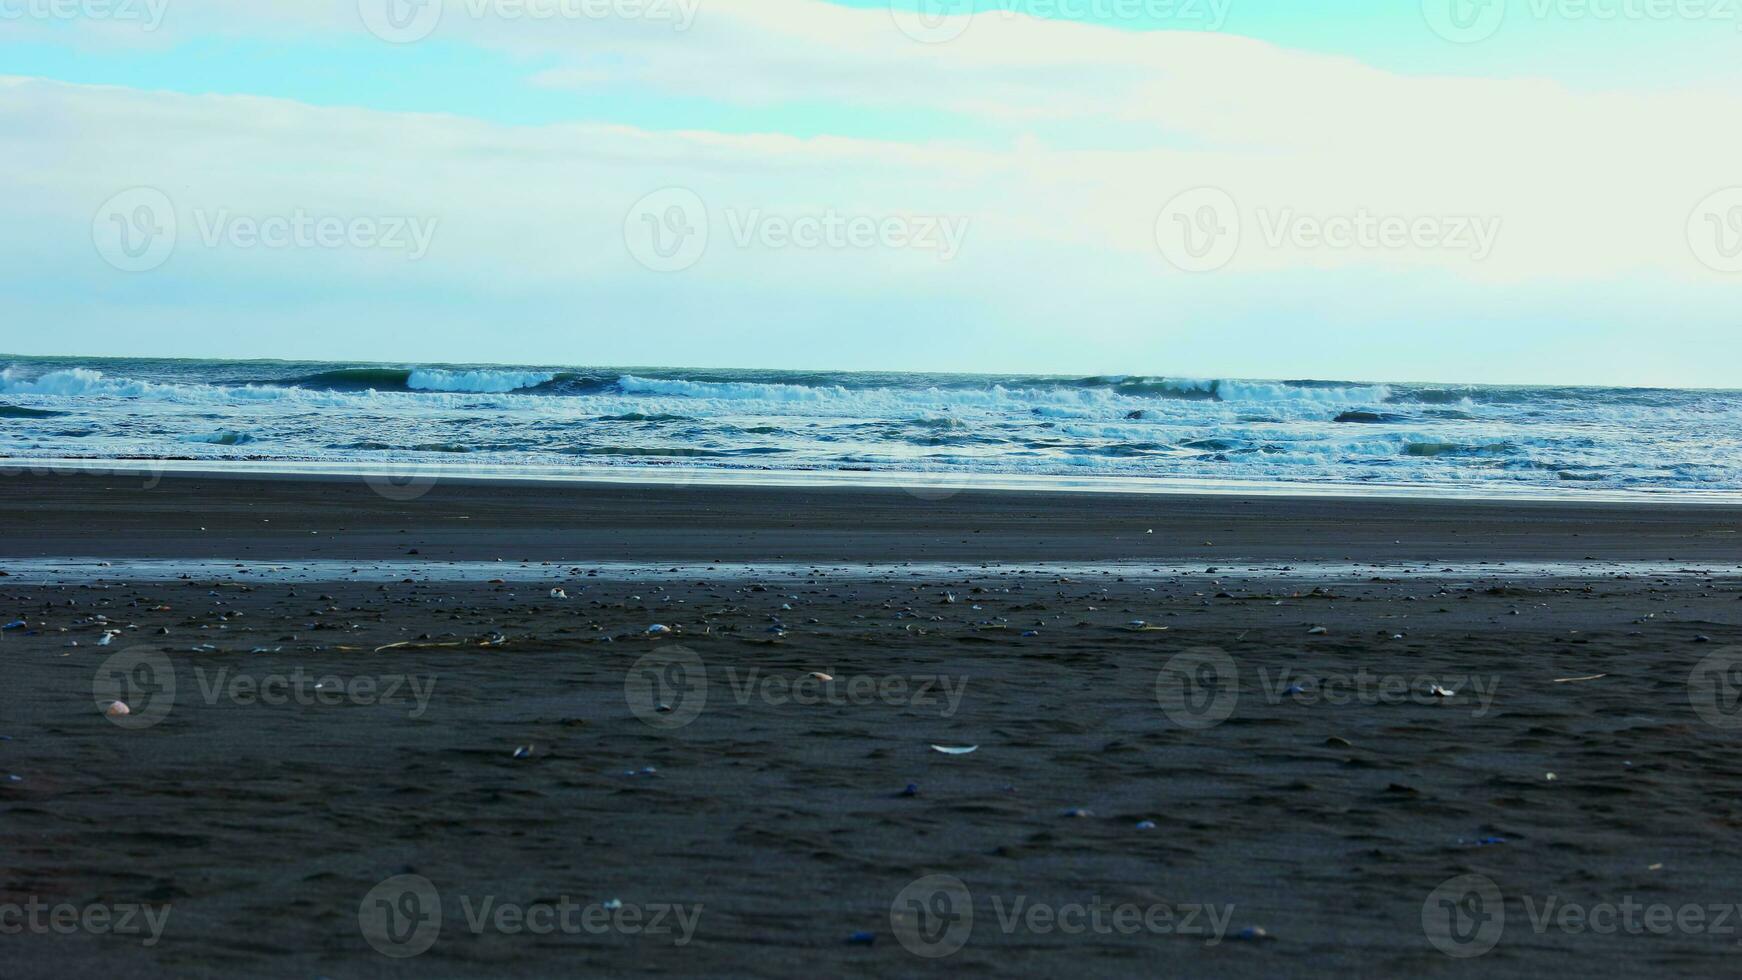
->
[2,0,1740,386]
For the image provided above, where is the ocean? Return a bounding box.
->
[2,356,1738,497]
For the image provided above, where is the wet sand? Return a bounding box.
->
[2,472,1741,977]
[3,469,1742,564]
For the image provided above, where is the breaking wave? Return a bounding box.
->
[2,357,1737,494]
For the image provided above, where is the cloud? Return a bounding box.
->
[1,2,1739,382]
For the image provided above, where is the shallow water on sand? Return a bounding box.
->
[8,558,1741,584]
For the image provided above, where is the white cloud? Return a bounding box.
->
[1,2,1739,382]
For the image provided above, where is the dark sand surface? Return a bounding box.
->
[2,472,1741,978]
[3,470,1742,564]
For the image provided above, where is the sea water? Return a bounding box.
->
[2,356,1738,496]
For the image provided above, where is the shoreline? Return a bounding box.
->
[5,558,1742,585]
[5,466,1742,975]
[7,456,1742,505]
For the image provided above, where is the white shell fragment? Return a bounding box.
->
[930,745,979,755]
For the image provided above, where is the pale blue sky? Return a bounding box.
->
[2,0,1739,385]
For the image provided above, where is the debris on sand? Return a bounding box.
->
[374,640,465,653]
[930,744,978,755]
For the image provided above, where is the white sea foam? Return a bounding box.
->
[4,360,1738,493]
[406,368,555,393]
[0,367,150,397]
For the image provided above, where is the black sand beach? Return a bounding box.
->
[3,472,1741,977]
